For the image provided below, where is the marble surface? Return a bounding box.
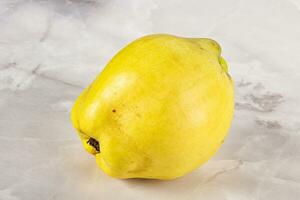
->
[1,0,300,199]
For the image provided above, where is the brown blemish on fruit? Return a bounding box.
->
[112,109,116,113]
[87,137,100,152]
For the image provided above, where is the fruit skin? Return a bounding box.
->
[71,34,234,180]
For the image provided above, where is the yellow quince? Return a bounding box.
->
[71,34,234,180]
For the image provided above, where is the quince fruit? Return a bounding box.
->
[71,34,234,180]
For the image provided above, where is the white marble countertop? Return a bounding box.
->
[1,0,300,199]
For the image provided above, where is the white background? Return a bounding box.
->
[0,0,300,199]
